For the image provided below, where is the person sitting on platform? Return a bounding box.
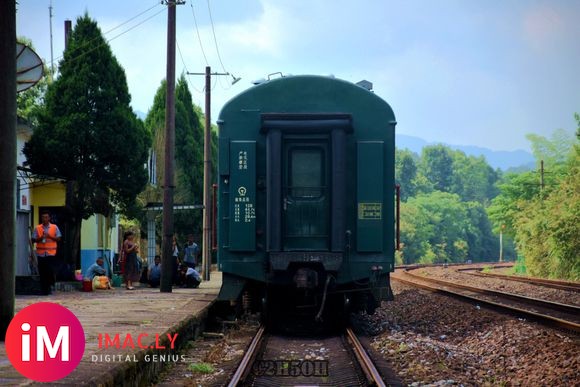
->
[85,258,113,289]
[148,255,162,288]
[179,264,201,288]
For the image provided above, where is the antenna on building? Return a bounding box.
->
[49,1,54,79]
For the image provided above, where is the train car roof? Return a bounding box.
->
[218,74,396,124]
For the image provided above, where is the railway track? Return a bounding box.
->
[457,268,580,293]
[227,326,391,386]
[392,270,580,333]
[396,262,514,271]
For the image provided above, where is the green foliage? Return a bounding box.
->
[511,255,527,275]
[23,14,151,219]
[395,149,419,200]
[490,123,579,280]
[142,75,214,243]
[420,145,454,192]
[189,362,215,374]
[450,151,499,204]
[487,171,540,237]
[396,144,502,264]
[399,191,498,264]
[401,144,499,204]
[513,150,579,280]
[394,250,404,266]
[526,128,575,169]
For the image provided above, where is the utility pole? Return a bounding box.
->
[49,1,55,78]
[186,68,240,281]
[160,0,184,292]
[64,20,76,267]
[0,0,17,340]
[203,66,212,281]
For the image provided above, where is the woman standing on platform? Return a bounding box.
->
[122,230,140,290]
[172,235,180,285]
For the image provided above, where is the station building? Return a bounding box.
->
[16,117,120,281]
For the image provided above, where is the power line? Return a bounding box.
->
[108,7,166,42]
[206,0,227,74]
[190,2,209,66]
[177,39,203,94]
[102,2,161,37]
[50,2,164,69]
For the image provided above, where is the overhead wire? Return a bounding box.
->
[177,39,203,94]
[49,2,164,69]
[108,7,166,43]
[190,1,209,66]
[102,2,161,37]
[206,0,227,74]
[206,0,232,90]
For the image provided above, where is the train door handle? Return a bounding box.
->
[283,197,293,210]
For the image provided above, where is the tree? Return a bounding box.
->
[23,14,151,265]
[395,148,418,200]
[514,120,580,280]
[526,128,575,169]
[143,75,211,243]
[487,171,539,236]
[450,151,499,204]
[420,145,454,192]
[464,201,501,261]
[401,192,470,263]
[487,122,579,279]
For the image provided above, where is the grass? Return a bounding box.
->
[189,362,215,374]
[397,342,410,353]
[481,265,493,273]
[511,255,527,275]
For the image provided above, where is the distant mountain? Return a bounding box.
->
[396,134,535,171]
[134,110,147,120]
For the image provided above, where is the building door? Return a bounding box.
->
[16,211,31,275]
[282,141,330,251]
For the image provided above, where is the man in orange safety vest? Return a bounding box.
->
[31,210,62,295]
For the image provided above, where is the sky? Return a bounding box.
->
[16,0,580,152]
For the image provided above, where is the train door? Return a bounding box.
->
[282,140,330,251]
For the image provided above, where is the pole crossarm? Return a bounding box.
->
[186,70,241,85]
[187,71,229,76]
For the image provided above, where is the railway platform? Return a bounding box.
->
[0,271,222,386]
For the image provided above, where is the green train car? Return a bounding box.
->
[217,75,396,324]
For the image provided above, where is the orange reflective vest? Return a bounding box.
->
[35,224,58,256]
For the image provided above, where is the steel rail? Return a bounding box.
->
[458,270,580,293]
[393,273,580,333]
[227,325,265,387]
[403,270,580,315]
[397,262,514,271]
[345,327,386,387]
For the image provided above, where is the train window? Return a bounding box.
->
[290,148,324,198]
